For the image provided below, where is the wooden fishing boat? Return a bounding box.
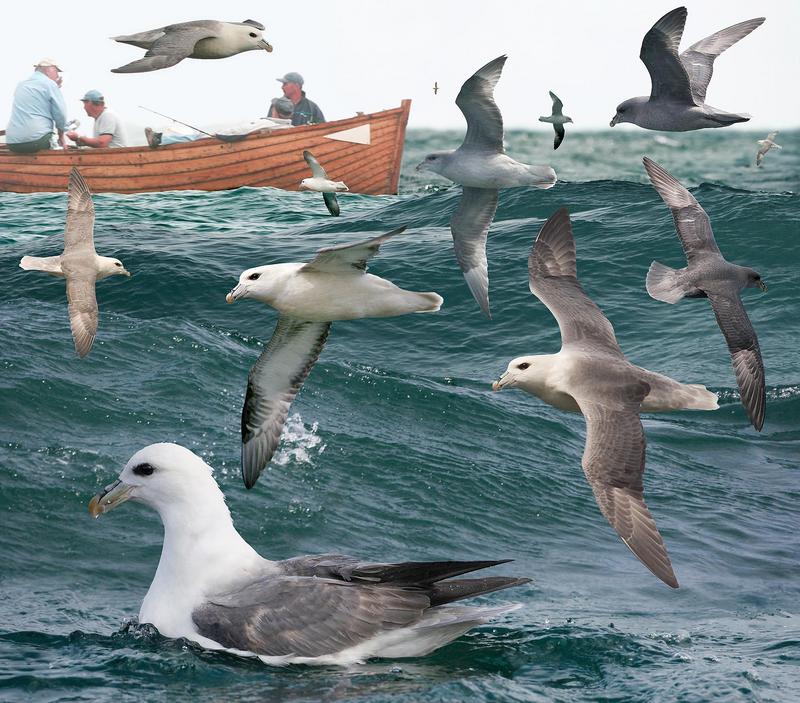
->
[0,100,410,195]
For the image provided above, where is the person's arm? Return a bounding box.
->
[312,103,325,124]
[49,83,68,132]
[67,132,113,148]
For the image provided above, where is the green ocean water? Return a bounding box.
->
[0,129,798,701]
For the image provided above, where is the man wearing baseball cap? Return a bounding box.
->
[276,72,325,126]
[5,58,68,153]
[66,90,128,148]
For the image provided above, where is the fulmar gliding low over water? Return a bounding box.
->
[493,208,719,588]
[756,132,781,167]
[416,55,556,318]
[111,19,273,73]
[643,157,767,431]
[89,443,530,665]
[299,150,349,216]
[226,227,442,489]
[610,7,764,131]
[19,168,130,357]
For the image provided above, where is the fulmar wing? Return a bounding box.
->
[193,575,428,658]
[639,7,695,103]
[549,91,564,116]
[553,123,566,150]
[451,187,499,318]
[301,226,406,274]
[66,273,98,358]
[708,291,765,431]
[680,17,765,103]
[575,380,679,589]
[64,168,95,254]
[241,316,331,488]
[528,208,622,357]
[456,55,506,152]
[643,157,721,263]
[111,21,220,73]
[303,150,327,179]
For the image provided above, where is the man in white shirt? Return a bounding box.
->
[66,90,128,148]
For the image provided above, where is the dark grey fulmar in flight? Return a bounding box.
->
[610,7,764,131]
[643,157,767,431]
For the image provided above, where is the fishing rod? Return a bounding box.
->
[138,106,247,143]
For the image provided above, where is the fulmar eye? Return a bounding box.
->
[132,463,155,476]
[249,32,257,38]
[115,262,122,266]
[518,362,530,370]
[248,272,261,281]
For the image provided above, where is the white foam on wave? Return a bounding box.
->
[272,413,325,467]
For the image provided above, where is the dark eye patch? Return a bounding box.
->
[248,272,261,281]
[249,32,257,38]
[132,463,155,476]
[518,362,530,370]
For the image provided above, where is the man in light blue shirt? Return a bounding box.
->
[5,58,68,153]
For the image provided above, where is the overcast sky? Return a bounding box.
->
[2,0,797,139]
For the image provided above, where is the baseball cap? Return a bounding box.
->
[81,89,104,102]
[276,72,304,86]
[270,97,294,115]
[35,58,62,71]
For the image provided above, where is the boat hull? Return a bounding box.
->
[0,101,410,195]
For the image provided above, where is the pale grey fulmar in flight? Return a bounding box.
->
[19,168,130,357]
[111,19,273,73]
[643,157,767,431]
[610,7,764,131]
[493,208,719,588]
[89,442,530,665]
[299,150,349,217]
[416,55,556,318]
[756,131,782,167]
[538,91,573,150]
[226,228,443,489]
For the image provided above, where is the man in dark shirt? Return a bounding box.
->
[276,72,325,126]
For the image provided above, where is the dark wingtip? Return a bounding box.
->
[241,447,262,490]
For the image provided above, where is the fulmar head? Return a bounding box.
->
[98,256,131,279]
[415,151,454,175]
[233,20,273,53]
[744,267,768,292]
[492,355,551,395]
[89,443,224,519]
[610,97,647,127]
[226,264,287,305]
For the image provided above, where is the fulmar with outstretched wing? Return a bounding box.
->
[493,208,719,588]
[643,157,767,431]
[416,55,556,317]
[610,7,764,131]
[111,19,272,73]
[19,168,130,357]
[226,227,442,488]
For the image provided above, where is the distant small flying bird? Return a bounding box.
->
[538,91,573,150]
[19,168,130,357]
[756,131,781,166]
[299,150,349,217]
[111,19,273,73]
[433,82,439,95]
